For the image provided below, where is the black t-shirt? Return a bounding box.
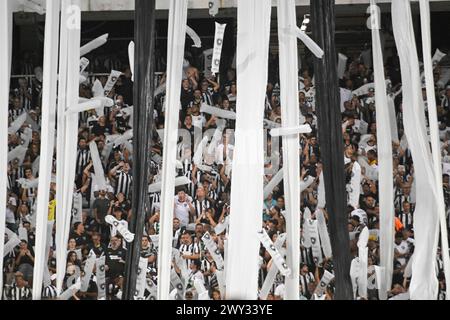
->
[91,123,112,136]
[106,247,127,278]
[92,198,110,224]
[69,231,88,248]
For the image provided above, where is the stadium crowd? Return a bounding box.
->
[3,41,450,300]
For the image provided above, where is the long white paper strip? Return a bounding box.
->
[66,99,102,115]
[193,136,209,166]
[317,171,326,209]
[294,28,324,59]
[270,125,311,137]
[186,25,201,48]
[277,0,302,300]
[134,257,148,300]
[227,0,271,300]
[316,209,332,259]
[419,0,450,300]
[392,0,439,300]
[194,278,210,300]
[263,169,283,199]
[55,0,70,295]
[89,141,107,190]
[211,22,227,75]
[148,176,191,193]
[387,96,399,143]
[214,215,230,235]
[369,0,396,300]
[200,104,237,120]
[80,33,108,57]
[32,0,61,300]
[8,112,27,134]
[259,233,287,300]
[57,0,81,296]
[158,0,189,301]
[257,229,291,277]
[128,41,134,82]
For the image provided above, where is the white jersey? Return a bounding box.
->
[300,87,316,111]
[395,240,409,266]
[174,195,193,227]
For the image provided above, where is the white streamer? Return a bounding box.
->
[186,25,202,48]
[80,33,108,57]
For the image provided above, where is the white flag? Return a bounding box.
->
[211,23,227,75]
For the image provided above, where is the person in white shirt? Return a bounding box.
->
[394,232,410,267]
[174,189,195,228]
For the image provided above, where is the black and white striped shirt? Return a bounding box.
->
[178,242,201,271]
[42,285,57,300]
[149,192,161,215]
[299,272,315,296]
[9,108,25,122]
[397,211,413,230]
[76,149,91,176]
[193,198,212,220]
[2,284,32,300]
[115,170,132,199]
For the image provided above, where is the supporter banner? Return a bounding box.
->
[72,192,83,225]
[172,248,189,281]
[269,125,311,137]
[316,209,332,259]
[214,215,230,235]
[148,176,191,193]
[314,270,335,297]
[170,268,185,300]
[302,207,312,248]
[201,232,225,270]
[105,215,135,243]
[306,219,322,265]
[257,229,291,277]
[89,140,107,190]
[348,161,361,209]
[317,172,326,209]
[96,256,106,300]
[146,278,157,300]
[80,33,108,57]
[259,233,287,300]
[134,257,148,300]
[103,70,122,96]
[211,22,227,75]
[357,227,369,299]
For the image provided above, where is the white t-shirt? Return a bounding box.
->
[395,240,409,266]
[192,114,206,129]
[174,195,193,227]
[6,207,16,224]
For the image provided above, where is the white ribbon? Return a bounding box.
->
[338,53,348,79]
[80,33,108,57]
[357,227,369,299]
[158,0,189,300]
[369,0,396,300]
[148,176,191,193]
[263,169,283,199]
[58,278,81,300]
[294,28,324,59]
[269,125,311,137]
[81,252,96,292]
[200,104,237,120]
[134,257,148,300]
[128,41,134,82]
[348,161,361,209]
[419,0,450,300]
[392,0,439,300]
[89,141,107,190]
[186,25,202,48]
